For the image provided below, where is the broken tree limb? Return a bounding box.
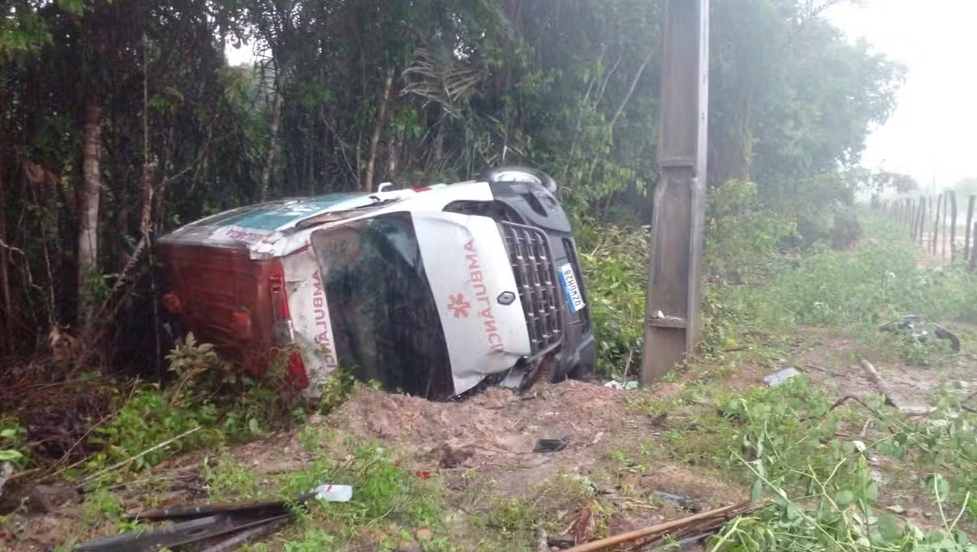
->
[857,359,935,416]
[563,500,756,552]
[858,358,898,408]
[828,395,879,415]
[805,363,846,378]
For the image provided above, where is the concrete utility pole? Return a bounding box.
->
[640,0,710,385]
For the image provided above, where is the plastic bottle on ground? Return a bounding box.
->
[313,483,353,502]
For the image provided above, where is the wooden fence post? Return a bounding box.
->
[918,198,927,246]
[942,193,950,257]
[966,195,975,262]
[910,199,917,241]
[971,222,977,272]
[949,191,958,260]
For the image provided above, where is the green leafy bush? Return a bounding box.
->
[704,180,797,280]
[85,334,310,475]
[0,420,28,467]
[764,217,977,328]
[576,223,649,377]
[86,387,221,472]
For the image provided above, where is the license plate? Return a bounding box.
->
[557,263,586,313]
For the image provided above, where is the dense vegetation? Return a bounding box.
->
[0,0,901,364]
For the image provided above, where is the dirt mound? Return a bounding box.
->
[333,380,629,456]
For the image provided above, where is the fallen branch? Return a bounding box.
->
[805,363,845,378]
[564,500,758,552]
[827,394,880,415]
[75,426,201,489]
[858,358,935,416]
[858,358,898,408]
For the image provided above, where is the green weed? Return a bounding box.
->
[81,335,319,478]
[82,486,124,526]
[200,453,262,499]
[715,463,977,551]
[576,224,649,377]
[481,473,597,536]
[0,418,28,467]
[264,441,451,549]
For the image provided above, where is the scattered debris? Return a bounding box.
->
[25,484,80,514]
[562,500,760,552]
[314,483,353,502]
[536,527,549,552]
[763,367,801,387]
[547,538,576,549]
[534,438,568,453]
[604,380,639,390]
[0,462,10,500]
[571,504,595,544]
[198,517,290,552]
[75,483,349,551]
[652,490,700,513]
[438,443,475,468]
[805,363,846,378]
[879,315,961,353]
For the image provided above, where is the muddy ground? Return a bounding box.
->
[4,322,977,551]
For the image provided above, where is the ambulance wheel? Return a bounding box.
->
[566,362,595,382]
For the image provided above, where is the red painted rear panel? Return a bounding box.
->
[158,243,278,378]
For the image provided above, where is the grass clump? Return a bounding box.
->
[274,441,451,550]
[481,473,599,538]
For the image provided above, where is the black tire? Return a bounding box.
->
[566,362,595,382]
[479,166,558,194]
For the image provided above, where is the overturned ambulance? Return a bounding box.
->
[158,167,595,400]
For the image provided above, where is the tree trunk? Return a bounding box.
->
[386,131,401,178]
[587,49,655,182]
[363,67,395,192]
[78,101,103,326]
[259,62,286,201]
[0,152,9,354]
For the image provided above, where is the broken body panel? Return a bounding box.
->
[158,171,596,400]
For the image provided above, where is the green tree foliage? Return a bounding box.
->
[866,170,919,204]
[0,0,904,363]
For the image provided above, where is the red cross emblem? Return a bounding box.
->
[447,294,471,318]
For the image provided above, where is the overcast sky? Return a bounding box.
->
[827,0,977,190]
[225,2,977,189]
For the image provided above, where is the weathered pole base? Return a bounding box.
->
[640,0,709,385]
